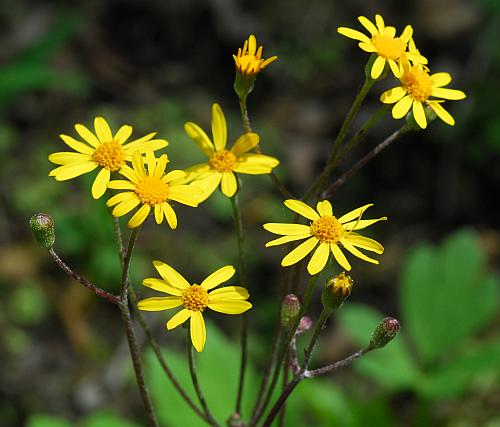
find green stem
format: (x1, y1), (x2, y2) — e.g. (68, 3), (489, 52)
(187, 332), (218, 425)
(303, 75), (375, 202)
(249, 275), (319, 426)
(118, 227), (159, 427)
(302, 307), (332, 369)
(231, 188), (248, 415)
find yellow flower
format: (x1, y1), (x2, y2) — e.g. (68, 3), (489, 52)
(380, 57), (466, 128)
(138, 261), (252, 352)
(184, 103), (279, 201)
(106, 151), (202, 228)
(233, 34), (277, 76)
(337, 14), (427, 79)
(263, 199), (386, 275)
(49, 117), (168, 199)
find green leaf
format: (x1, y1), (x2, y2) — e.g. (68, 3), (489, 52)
(145, 320), (258, 426)
(419, 338), (500, 398)
(337, 304), (419, 390)
(400, 229), (499, 364)
(25, 414), (71, 427)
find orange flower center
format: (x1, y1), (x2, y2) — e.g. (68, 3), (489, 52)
(310, 216), (343, 243)
(182, 285), (209, 311)
(209, 150), (237, 172)
(372, 35), (405, 60)
(401, 67), (433, 102)
(92, 141), (125, 171)
(135, 176), (169, 206)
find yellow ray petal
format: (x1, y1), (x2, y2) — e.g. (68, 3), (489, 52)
(316, 200), (333, 217)
(342, 217), (387, 231)
(184, 122), (215, 157)
(211, 103), (227, 151)
(91, 167), (111, 199)
(107, 180), (136, 190)
(59, 134), (94, 154)
(358, 16), (378, 35)
(337, 204), (373, 223)
(154, 154), (169, 177)
(190, 172), (222, 203)
(163, 170), (186, 183)
(428, 101), (455, 126)
(154, 204), (163, 224)
(74, 124), (100, 147)
(263, 223), (311, 236)
(168, 186), (201, 207)
(231, 133), (260, 156)
(49, 152), (91, 165)
(284, 199), (319, 221)
(208, 300), (252, 315)
(358, 42), (377, 53)
(343, 233), (384, 254)
(153, 260), (190, 289)
(432, 87), (466, 100)
(94, 117), (113, 142)
(208, 286), (249, 301)
(392, 95), (413, 119)
(337, 27), (371, 43)
(166, 309), (192, 330)
(122, 132), (156, 151)
(412, 101), (427, 129)
(114, 125), (133, 144)
(112, 198), (140, 217)
(190, 311), (206, 352)
(388, 60), (400, 78)
(127, 204), (151, 228)
(281, 237), (318, 267)
(234, 154), (279, 175)
(162, 203), (178, 229)
(142, 278), (183, 295)
(248, 35), (257, 55)
(265, 234), (310, 247)
(137, 296), (182, 311)
(380, 87), (406, 104)
(51, 162), (98, 181)
(221, 172), (237, 197)
(341, 238), (379, 264)
(371, 56), (386, 79)
(307, 243), (330, 275)
(375, 14), (385, 32)
(430, 72), (452, 88)
(331, 244), (351, 271)
(200, 266), (235, 291)
(118, 164), (140, 183)
(132, 151), (145, 177)
(106, 191), (136, 207)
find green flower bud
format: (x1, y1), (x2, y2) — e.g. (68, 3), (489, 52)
(280, 294), (300, 329)
(321, 272), (353, 310)
(29, 213), (55, 248)
(370, 317), (400, 349)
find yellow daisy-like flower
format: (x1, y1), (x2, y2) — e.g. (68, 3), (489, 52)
(380, 57), (466, 129)
(138, 261), (252, 352)
(49, 117), (168, 199)
(184, 103), (279, 201)
(233, 34), (278, 76)
(106, 151), (202, 228)
(263, 199), (386, 275)
(337, 14), (427, 79)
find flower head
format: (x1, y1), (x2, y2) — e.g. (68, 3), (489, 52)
(233, 35), (277, 76)
(263, 199), (386, 275)
(380, 57), (466, 128)
(106, 151), (202, 228)
(337, 14), (427, 79)
(138, 261), (252, 352)
(48, 117), (168, 199)
(184, 103), (279, 201)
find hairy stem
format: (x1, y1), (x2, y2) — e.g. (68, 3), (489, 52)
(231, 189), (248, 415)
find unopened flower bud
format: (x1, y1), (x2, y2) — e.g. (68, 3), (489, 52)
(370, 317), (400, 349)
(321, 272), (353, 310)
(227, 412), (244, 427)
(296, 316), (313, 335)
(29, 213), (55, 248)
(281, 294), (300, 329)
